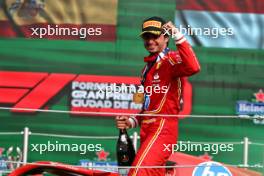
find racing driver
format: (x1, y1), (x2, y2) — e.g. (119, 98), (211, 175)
(116, 16), (201, 176)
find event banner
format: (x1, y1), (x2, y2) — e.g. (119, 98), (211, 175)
(0, 70), (193, 117)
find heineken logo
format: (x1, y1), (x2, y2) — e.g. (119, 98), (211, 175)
(236, 89), (264, 125)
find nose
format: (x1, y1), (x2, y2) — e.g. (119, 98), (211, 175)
(145, 38), (155, 45)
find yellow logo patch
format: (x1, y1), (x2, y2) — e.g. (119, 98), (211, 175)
(143, 20), (162, 29)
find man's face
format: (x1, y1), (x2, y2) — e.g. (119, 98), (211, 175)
(142, 33), (169, 54)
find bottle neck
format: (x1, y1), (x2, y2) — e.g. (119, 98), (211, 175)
(119, 129), (126, 134)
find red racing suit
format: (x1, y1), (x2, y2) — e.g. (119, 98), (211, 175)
(128, 40), (200, 176)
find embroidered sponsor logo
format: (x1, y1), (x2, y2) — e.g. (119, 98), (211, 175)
(143, 20), (162, 29)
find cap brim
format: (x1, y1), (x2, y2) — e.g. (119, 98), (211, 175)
(140, 30), (162, 36)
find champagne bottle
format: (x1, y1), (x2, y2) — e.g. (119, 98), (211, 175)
(116, 129), (136, 175)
